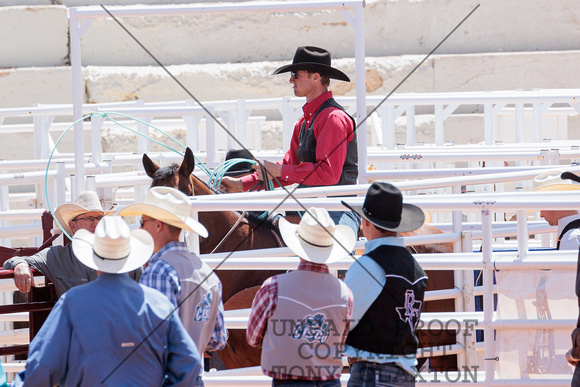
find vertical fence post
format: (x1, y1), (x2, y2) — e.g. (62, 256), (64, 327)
(0, 167), (8, 248)
(91, 114), (104, 164)
(515, 102), (524, 143)
(484, 103), (493, 146)
(406, 105), (416, 146)
(434, 105), (444, 146)
(482, 208), (496, 384)
(205, 106), (217, 168)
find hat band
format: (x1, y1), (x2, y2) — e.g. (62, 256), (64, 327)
(93, 249), (130, 261)
(297, 232), (333, 248)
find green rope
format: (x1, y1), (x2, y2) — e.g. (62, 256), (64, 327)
(44, 111), (215, 238)
(209, 158), (274, 192)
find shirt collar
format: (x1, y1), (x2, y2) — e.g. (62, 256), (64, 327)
(558, 212), (580, 233)
(364, 236), (406, 255)
(150, 241), (189, 264)
(302, 91), (333, 117)
(297, 260), (330, 273)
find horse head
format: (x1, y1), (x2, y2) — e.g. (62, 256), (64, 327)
(143, 147), (211, 196)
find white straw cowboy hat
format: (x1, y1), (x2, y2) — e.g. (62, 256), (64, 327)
(342, 182), (425, 233)
(279, 207), (355, 264)
(533, 169), (580, 191)
(119, 187), (208, 238)
(72, 216), (153, 274)
(54, 191), (117, 236)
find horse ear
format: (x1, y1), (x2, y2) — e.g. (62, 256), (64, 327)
(142, 153), (160, 178)
(179, 147), (195, 177)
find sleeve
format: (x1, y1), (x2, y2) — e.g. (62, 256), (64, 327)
(339, 287), (354, 349)
(14, 297), (72, 386)
(205, 283), (227, 351)
(246, 276), (277, 347)
(4, 248), (51, 274)
(344, 256), (385, 330)
(562, 229), (580, 251)
(140, 262), (181, 308)
(163, 314), (203, 387)
(280, 110), (354, 187)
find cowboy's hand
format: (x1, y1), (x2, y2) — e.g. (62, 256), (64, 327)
(567, 349), (580, 366)
(254, 160), (282, 181)
(220, 177), (243, 193)
(13, 262), (35, 293)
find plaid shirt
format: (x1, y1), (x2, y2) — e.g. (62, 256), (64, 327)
(140, 242), (227, 351)
(247, 260), (353, 381)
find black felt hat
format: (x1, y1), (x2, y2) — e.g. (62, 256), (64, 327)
(561, 171), (580, 184)
(342, 182), (425, 233)
(223, 149), (255, 177)
(272, 46), (350, 82)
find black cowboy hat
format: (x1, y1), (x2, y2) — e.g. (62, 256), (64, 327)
(342, 182), (425, 233)
(561, 171), (580, 184)
(223, 149), (255, 177)
(272, 46), (350, 82)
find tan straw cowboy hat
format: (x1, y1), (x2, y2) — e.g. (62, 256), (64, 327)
(119, 187), (208, 238)
(72, 216), (153, 274)
(533, 169), (580, 191)
(54, 191), (117, 236)
(279, 207), (355, 264)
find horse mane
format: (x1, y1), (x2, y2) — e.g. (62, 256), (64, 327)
(150, 163), (179, 187)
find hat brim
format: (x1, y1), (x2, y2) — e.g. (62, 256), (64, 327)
(72, 228), (153, 274)
(279, 218), (355, 264)
(342, 201), (425, 233)
(223, 168), (255, 177)
(118, 204), (208, 238)
(54, 204), (118, 237)
(273, 63), (350, 82)
(534, 184), (580, 192)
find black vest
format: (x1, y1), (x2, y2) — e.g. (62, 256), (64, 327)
(296, 98), (358, 187)
(345, 245), (428, 356)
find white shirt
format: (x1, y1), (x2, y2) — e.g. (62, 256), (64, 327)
(557, 213), (580, 251)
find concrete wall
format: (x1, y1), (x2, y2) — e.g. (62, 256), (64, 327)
(0, 6), (69, 68)
(1, 0), (580, 67)
(1, 50), (578, 109)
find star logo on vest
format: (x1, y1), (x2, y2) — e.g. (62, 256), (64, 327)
(291, 313), (330, 343)
(194, 292), (212, 322)
(395, 289), (422, 333)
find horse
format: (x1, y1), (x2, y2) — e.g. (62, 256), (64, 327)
(142, 148), (457, 371)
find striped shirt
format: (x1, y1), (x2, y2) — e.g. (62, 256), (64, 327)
(141, 242), (226, 351)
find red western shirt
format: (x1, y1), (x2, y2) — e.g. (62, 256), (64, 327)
(241, 91), (355, 191)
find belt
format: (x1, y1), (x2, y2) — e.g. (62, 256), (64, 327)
(348, 358), (397, 367)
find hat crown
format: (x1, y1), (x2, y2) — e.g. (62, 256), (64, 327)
(93, 216), (132, 260)
(363, 182), (403, 224)
(225, 149), (253, 161)
(292, 46), (332, 67)
(297, 208), (336, 248)
(146, 187), (192, 224)
(224, 149), (255, 176)
(73, 191), (106, 211)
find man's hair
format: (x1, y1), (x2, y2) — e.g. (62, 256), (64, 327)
(306, 71), (330, 87)
(369, 222), (397, 236)
(165, 222), (183, 237)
